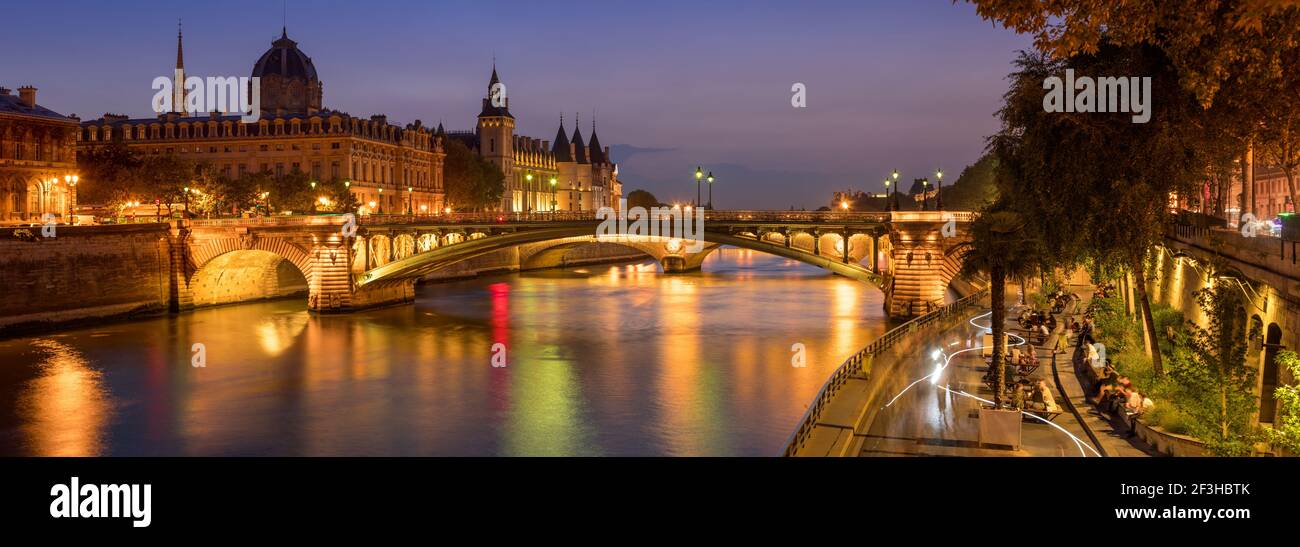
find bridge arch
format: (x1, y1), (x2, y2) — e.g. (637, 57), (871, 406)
(186, 240), (312, 307)
(359, 226), (888, 290)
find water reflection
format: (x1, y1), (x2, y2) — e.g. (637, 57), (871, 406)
(16, 339), (111, 456)
(0, 247), (890, 456)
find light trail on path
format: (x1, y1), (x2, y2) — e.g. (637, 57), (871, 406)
(879, 310), (1102, 457)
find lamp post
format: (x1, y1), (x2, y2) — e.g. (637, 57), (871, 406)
(892, 170), (901, 211)
(936, 168), (944, 210)
(695, 166), (703, 208)
(377, 188), (383, 214)
(525, 172), (534, 215)
(408, 186), (414, 215)
(884, 179), (892, 212)
(707, 171), (715, 209)
(549, 176), (557, 212)
(183, 185), (190, 219)
(921, 178), (930, 211)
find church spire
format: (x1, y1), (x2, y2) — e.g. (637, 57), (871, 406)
(173, 20), (187, 114)
(176, 20), (185, 69)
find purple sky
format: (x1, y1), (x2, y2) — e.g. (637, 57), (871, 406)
(5, 0), (1029, 209)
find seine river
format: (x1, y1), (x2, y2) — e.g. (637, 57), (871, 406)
(0, 248), (891, 456)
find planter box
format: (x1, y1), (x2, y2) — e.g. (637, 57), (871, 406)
(978, 408), (1023, 449)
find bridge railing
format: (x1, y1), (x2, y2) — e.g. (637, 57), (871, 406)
(703, 210), (891, 223)
(362, 211), (599, 224)
(781, 288), (989, 457)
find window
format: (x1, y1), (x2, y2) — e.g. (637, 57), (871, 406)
(259, 144), (268, 152)
(276, 163), (285, 178)
(312, 143), (320, 150)
(311, 162), (321, 179)
(239, 146), (248, 152)
(238, 164), (247, 176)
(209, 146), (217, 153)
(331, 162), (340, 180)
(276, 144), (284, 151)
(331, 142), (341, 149)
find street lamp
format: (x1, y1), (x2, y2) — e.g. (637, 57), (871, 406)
(935, 168), (944, 210)
(884, 179), (892, 212)
(183, 185), (190, 219)
(921, 178), (930, 211)
(408, 186), (414, 214)
(695, 166), (703, 208)
(840, 200), (850, 211)
(525, 172), (534, 214)
(707, 171), (715, 209)
(549, 176), (558, 212)
(892, 170), (900, 211)
(377, 187), (383, 214)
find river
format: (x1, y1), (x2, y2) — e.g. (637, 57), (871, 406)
(0, 247), (892, 456)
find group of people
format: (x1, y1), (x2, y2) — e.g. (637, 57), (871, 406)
(1047, 289), (1075, 313)
(1011, 379), (1060, 414)
(1094, 366), (1155, 436)
(1018, 308), (1056, 344)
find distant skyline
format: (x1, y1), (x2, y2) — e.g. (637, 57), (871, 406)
(5, 0), (1030, 209)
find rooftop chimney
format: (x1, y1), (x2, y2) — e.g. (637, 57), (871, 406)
(0, 87), (10, 96)
(17, 86), (37, 108)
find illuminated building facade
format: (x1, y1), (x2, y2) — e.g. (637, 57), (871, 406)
(444, 66), (622, 213)
(0, 85), (79, 224)
(77, 28), (444, 215)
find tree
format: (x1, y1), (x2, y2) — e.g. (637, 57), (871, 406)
(134, 153), (195, 218)
(1168, 279), (1260, 456)
(443, 138), (504, 211)
(76, 141), (142, 209)
(957, 204), (1044, 407)
(941, 154), (999, 211)
(475, 158), (505, 211)
(989, 44), (1211, 374)
(626, 189), (661, 210)
(1267, 350), (1300, 454)
(966, 0), (1300, 218)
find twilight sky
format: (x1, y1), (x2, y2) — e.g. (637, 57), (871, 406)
(4, 0), (1030, 209)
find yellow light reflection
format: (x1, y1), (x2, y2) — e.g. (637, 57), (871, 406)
(18, 339), (111, 456)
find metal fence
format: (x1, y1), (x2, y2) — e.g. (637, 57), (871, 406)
(781, 288), (989, 456)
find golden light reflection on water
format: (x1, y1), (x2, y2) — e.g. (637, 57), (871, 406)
(2, 249), (888, 456)
(17, 339), (111, 456)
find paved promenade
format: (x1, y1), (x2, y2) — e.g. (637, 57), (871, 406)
(1051, 285), (1159, 457)
(856, 301), (1099, 457)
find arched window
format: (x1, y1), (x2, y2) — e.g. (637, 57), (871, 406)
(1260, 324), (1284, 423)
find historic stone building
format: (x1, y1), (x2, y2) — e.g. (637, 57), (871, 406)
(0, 85), (80, 224)
(78, 28), (444, 215)
(444, 66), (621, 213)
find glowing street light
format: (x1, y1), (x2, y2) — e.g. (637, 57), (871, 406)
(549, 176), (557, 211)
(891, 170), (900, 211)
(935, 168), (944, 210)
(694, 166), (703, 208)
(706, 171), (715, 209)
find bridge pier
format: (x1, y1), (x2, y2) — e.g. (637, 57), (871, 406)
(883, 212), (971, 318)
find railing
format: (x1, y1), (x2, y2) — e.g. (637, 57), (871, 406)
(889, 210), (975, 223)
(1168, 224), (1300, 269)
(781, 288), (989, 457)
(363, 211), (598, 224)
(177, 209), (975, 228)
(703, 210), (891, 223)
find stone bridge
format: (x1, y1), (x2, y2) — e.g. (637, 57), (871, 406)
(171, 210), (977, 318)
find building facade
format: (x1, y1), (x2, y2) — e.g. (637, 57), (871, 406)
(0, 86), (80, 224)
(445, 67), (621, 213)
(77, 28), (444, 215)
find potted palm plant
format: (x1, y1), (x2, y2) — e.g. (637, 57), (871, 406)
(956, 203), (1044, 449)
